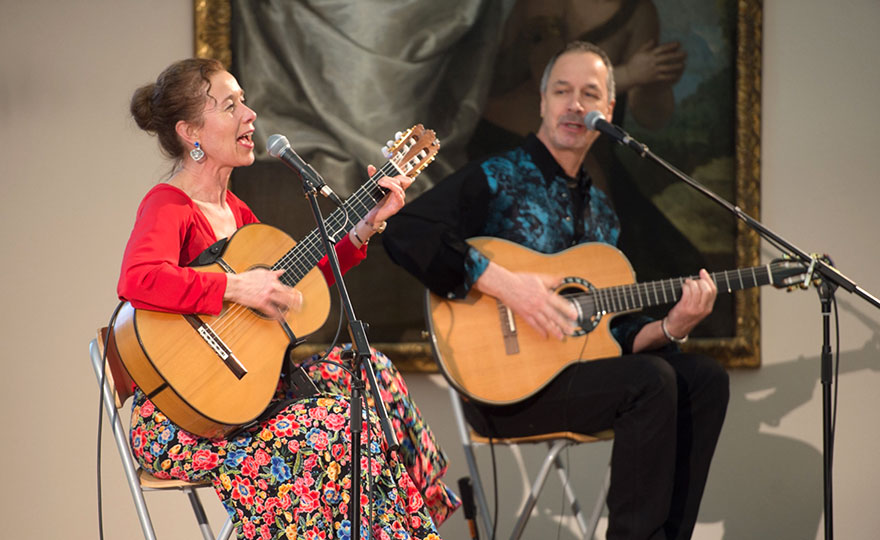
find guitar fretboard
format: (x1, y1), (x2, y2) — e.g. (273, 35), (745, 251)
(569, 263), (786, 319)
(271, 161), (400, 286)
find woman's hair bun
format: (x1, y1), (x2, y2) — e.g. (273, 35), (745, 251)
(130, 83), (157, 132)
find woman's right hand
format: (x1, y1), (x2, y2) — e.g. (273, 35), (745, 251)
(224, 268), (302, 319)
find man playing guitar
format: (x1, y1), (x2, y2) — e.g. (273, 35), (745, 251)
(383, 41), (729, 540)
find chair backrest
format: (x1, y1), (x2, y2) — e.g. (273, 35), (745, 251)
(96, 327), (135, 409)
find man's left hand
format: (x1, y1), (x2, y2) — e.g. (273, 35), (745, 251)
(664, 268), (717, 338)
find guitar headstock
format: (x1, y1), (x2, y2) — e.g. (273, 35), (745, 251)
(768, 257), (819, 291)
(382, 124), (440, 179)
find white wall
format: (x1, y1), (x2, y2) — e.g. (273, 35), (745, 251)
(0, 1), (200, 538)
(2, 1), (878, 539)
(746, 1), (880, 538)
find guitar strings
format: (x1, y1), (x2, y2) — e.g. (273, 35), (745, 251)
(596, 266), (775, 313)
(209, 164), (394, 340)
(207, 158), (406, 347)
(212, 129), (440, 342)
(272, 160), (396, 276)
(270, 162), (394, 283)
(199, 131), (436, 369)
(563, 262), (790, 317)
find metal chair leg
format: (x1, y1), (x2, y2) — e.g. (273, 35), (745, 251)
(185, 488), (218, 540)
(585, 465), (611, 539)
(508, 440), (568, 539)
(450, 387), (495, 537)
(551, 449), (589, 536)
(92, 339), (160, 540)
(447, 385), (611, 540)
(92, 336), (237, 540)
(217, 516), (235, 540)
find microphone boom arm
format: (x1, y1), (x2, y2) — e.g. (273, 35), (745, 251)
(601, 119), (880, 540)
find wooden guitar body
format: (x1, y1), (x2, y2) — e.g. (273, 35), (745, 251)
(114, 224), (330, 438)
(426, 237), (805, 405)
(426, 238), (633, 405)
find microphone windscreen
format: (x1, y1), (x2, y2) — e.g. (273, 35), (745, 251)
(266, 134), (289, 157)
(583, 110), (606, 130)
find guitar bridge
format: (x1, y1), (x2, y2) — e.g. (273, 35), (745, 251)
(184, 314), (248, 379)
(497, 302), (520, 355)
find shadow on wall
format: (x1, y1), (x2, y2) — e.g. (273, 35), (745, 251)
(698, 298), (880, 539)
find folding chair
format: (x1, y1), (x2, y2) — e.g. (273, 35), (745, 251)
(90, 327), (234, 540)
(449, 387), (613, 539)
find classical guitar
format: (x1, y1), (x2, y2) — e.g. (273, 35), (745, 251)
(425, 237), (809, 405)
(113, 125), (439, 438)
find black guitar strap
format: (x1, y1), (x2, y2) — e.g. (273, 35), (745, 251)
(190, 237), (230, 266)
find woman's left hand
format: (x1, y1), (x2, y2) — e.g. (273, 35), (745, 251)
(363, 164), (414, 224)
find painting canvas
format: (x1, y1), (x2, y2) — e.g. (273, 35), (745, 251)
(195, 0), (762, 369)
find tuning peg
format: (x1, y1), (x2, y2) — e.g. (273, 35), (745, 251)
(381, 146), (393, 159)
(395, 131), (403, 140)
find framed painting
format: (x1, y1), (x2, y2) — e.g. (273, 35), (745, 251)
(194, 0), (762, 370)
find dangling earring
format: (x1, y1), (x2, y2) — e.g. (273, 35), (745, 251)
(190, 141), (205, 162)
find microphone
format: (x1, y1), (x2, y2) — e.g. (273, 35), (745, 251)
(583, 110), (648, 156)
(267, 134), (344, 207)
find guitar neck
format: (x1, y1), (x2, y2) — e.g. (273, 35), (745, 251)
(272, 161), (397, 286)
(577, 264), (777, 316)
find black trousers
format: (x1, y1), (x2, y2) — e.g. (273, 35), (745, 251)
(462, 351), (729, 540)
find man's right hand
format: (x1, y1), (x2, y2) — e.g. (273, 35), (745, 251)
(474, 261), (578, 340)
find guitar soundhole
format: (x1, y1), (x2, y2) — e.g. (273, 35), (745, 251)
(558, 277), (601, 337)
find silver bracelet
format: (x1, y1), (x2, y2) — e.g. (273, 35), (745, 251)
(661, 317), (688, 344)
(352, 228), (368, 245)
(353, 220), (385, 245)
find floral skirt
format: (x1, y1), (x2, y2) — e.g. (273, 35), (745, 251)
(129, 347), (458, 539)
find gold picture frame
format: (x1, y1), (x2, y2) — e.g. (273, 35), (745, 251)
(194, 0), (763, 371)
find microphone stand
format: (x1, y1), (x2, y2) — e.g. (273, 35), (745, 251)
(299, 179), (400, 540)
(605, 129), (880, 540)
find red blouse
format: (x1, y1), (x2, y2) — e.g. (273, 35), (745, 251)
(118, 183), (367, 314)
